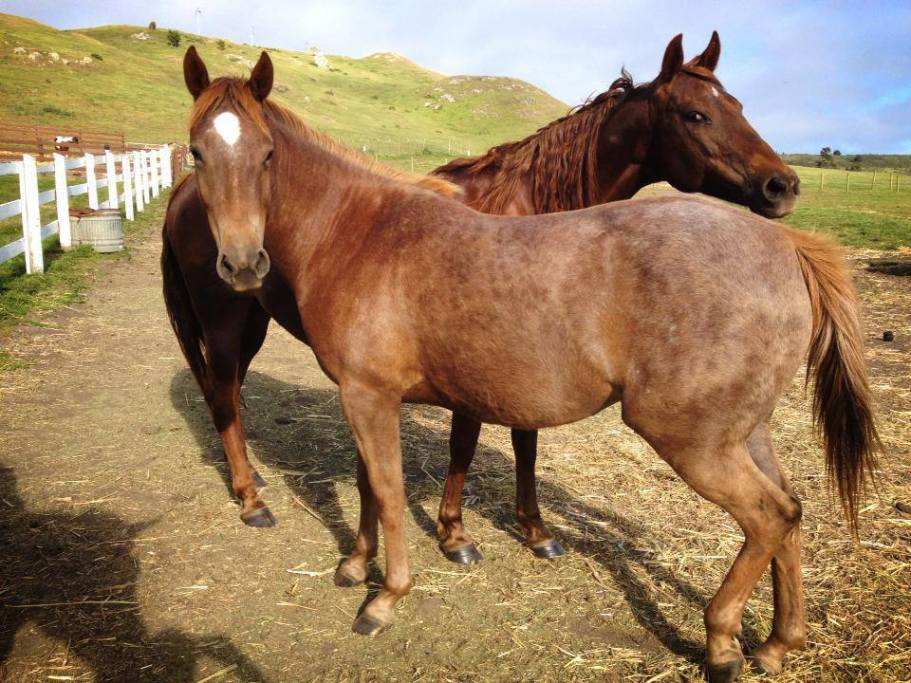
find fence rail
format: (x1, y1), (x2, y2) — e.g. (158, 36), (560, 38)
(0, 122), (128, 159)
(0, 144), (184, 273)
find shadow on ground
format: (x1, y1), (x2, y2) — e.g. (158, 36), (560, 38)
(0, 465), (266, 682)
(170, 366), (770, 662)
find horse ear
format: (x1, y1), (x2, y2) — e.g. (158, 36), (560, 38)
(657, 34), (684, 84)
(695, 31), (721, 71)
(183, 46), (210, 100)
(249, 51), (273, 101)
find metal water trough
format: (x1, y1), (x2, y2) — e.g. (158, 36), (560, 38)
(71, 208), (124, 253)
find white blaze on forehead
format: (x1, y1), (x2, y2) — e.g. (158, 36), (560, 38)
(711, 86), (720, 98)
(213, 111), (241, 145)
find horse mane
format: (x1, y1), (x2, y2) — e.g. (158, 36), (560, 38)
(433, 65), (717, 214)
(188, 77), (462, 198)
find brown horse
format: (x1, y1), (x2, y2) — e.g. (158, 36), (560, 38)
(431, 31), (803, 563)
(164, 50), (877, 682)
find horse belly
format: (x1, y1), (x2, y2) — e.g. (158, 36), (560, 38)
(427, 344), (619, 430)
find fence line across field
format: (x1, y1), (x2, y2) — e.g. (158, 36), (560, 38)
(796, 166), (909, 193)
(0, 145), (181, 273)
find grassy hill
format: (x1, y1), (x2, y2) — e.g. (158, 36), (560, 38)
(0, 13), (569, 173)
(782, 153), (911, 172)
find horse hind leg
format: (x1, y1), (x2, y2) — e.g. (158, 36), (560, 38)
(745, 423), (807, 675)
(436, 412), (483, 564)
(652, 438), (802, 683)
(512, 428), (564, 559)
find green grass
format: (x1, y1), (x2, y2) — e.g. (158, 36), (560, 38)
(0, 13), (568, 167)
(0, 186), (169, 341)
(0, 348), (27, 369)
(784, 166), (911, 250)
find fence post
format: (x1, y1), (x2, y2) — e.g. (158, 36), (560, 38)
(150, 148), (160, 198)
(160, 144), (172, 187)
(53, 152), (72, 250)
(121, 154), (134, 221)
(85, 153), (99, 210)
(104, 149), (119, 210)
(140, 151), (151, 204)
(132, 152), (145, 212)
(19, 155), (44, 274)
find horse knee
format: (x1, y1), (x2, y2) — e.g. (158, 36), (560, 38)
(704, 600), (742, 638)
(781, 495), (802, 528)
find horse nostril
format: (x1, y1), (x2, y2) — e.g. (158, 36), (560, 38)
(763, 175), (789, 201)
(253, 249), (271, 278)
(217, 252), (238, 280)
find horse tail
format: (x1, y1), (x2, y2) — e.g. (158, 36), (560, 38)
(161, 221), (209, 396)
(784, 226), (880, 533)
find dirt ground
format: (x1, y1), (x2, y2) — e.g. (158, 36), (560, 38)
(0, 201), (909, 683)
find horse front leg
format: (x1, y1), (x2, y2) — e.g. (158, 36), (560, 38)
(512, 428), (564, 559)
(204, 316), (274, 527)
(437, 412), (483, 564)
(334, 455), (378, 587)
(339, 383), (410, 636)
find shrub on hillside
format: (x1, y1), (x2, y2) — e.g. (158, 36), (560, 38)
(217, 39), (226, 50)
(91, 53), (103, 61)
(148, 21), (157, 30)
(167, 30), (181, 48)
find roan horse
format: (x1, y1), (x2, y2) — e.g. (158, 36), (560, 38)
(165, 33), (804, 566)
(431, 31), (803, 563)
(163, 50), (877, 682)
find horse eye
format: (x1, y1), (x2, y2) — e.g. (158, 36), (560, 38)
(263, 149), (274, 166)
(685, 111), (710, 124)
(190, 147), (203, 163)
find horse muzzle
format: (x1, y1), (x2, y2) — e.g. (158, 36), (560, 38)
(216, 247), (271, 292)
(752, 171), (801, 219)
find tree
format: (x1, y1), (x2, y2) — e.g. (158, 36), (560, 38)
(166, 30), (181, 48)
(148, 21), (157, 30)
(217, 39), (226, 50)
(833, 149), (842, 156)
(820, 146), (831, 157)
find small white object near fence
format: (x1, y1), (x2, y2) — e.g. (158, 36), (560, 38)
(0, 144), (174, 274)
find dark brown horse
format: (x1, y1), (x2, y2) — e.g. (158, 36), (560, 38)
(163, 50), (877, 682)
(430, 32), (803, 563)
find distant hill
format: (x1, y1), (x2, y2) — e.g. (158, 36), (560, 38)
(782, 153), (911, 173)
(0, 13), (569, 171)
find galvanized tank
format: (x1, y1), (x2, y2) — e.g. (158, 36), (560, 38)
(73, 208), (124, 253)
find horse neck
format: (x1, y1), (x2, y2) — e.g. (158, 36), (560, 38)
(589, 96), (656, 205)
(478, 95), (655, 215)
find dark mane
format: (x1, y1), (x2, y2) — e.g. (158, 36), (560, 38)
(433, 65), (719, 214)
(432, 70), (637, 213)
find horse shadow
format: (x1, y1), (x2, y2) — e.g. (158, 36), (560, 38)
(170, 367), (764, 661)
(0, 464), (266, 683)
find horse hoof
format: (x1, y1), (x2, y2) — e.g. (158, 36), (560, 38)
(334, 567), (365, 588)
(252, 470), (268, 490)
(706, 658), (744, 683)
(531, 539), (565, 559)
(443, 544), (483, 565)
(352, 613), (389, 637)
(750, 651), (782, 676)
(241, 506), (277, 528)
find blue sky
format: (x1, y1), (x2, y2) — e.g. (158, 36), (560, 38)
(4, 0), (910, 152)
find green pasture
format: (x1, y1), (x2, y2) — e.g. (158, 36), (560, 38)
(784, 166), (911, 250)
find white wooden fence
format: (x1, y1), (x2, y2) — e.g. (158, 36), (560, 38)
(0, 145), (174, 273)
